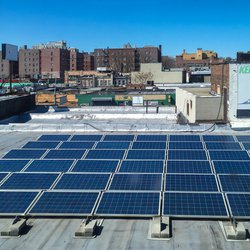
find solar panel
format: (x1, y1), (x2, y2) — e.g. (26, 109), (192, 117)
(236, 135), (250, 142)
(23, 141), (60, 149)
(95, 192), (160, 216)
(163, 192), (228, 218)
(136, 135), (167, 141)
(0, 173), (59, 190)
(0, 191), (39, 215)
(208, 150), (250, 161)
(169, 135), (201, 141)
(96, 141), (130, 149)
(132, 142), (167, 149)
(59, 141), (95, 149)
(54, 173), (110, 190)
(71, 160), (119, 172)
(85, 150), (125, 160)
(0, 173), (8, 182)
(213, 161), (250, 174)
(44, 149), (85, 159)
(3, 149), (46, 159)
(168, 142), (203, 150)
(29, 191), (99, 216)
(109, 173), (162, 191)
(168, 150), (207, 160)
(24, 160), (74, 172)
(165, 174), (218, 191)
(126, 150), (166, 160)
(218, 174), (250, 192)
(119, 160), (164, 173)
(167, 160), (212, 174)
(202, 135), (235, 142)
(0, 160), (30, 172)
(70, 135), (103, 141)
(103, 135), (134, 141)
(205, 142), (242, 150)
(242, 143), (250, 150)
(38, 134), (70, 141)
(226, 193), (250, 218)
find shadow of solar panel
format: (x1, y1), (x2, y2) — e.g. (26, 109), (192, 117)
(119, 160), (164, 173)
(0, 173), (8, 182)
(96, 141), (130, 149)
(95, 192), (160, 216)
(168, 142), (203, 150)
(136, 135), (167, 141)
(243, 143), (250, 150)
(59, 141), (95, 149)
(0, 191), (39, 215)
(132, 142), (166, 149)
(163, 192), (228, 218)
(25, 160), (74, 172)
(226, 193), (250, 218)
(85, 150), (125, 159)
(167, 160), (212, 173)
(71, 160), (118, 172)
(126, 150), (165, 160)
(203, 135), (235, 142)
(29, 191), (99, 216)
(110, 173), (162, 190)
(236, 136), (250, 142)
(0, 173), (59, 190)
(205, 142), (241, 150)
(3, 149), (46, 159)
(44, 149), (85, 159)
(0, 160), (30, 172)
(165, 174), (218, 191)
(103, 135), (134, 141)
(218, 174), (250, 192)
(23, 141), (60, 149)
(169, 135), (200, 141)
(38, 135), (70, 141)
(71, 135), (102, 141)
(209, 150), (250, 160)
(54, 173), (110, 190)
(213, 161), (250, 174)
(168, 150), (207, 160)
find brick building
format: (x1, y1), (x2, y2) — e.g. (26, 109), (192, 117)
(0, 51), (19, 80)
(83, 52), (94, 71)
(69, 48), (84, 71)
(237, 51), (250, 62)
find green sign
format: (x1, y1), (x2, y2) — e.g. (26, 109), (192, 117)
(239, 66), (250, 74)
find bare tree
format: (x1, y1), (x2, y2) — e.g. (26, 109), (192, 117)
(162, 56), (176, 69)
(132, 72), (153, 84)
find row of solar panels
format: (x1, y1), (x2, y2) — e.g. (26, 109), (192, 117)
(1, 159), (250, 174)
(0, 172), (250, 192)
(2, 149), (250, 161)
(0, 190), (249, 218)
(36, 134), (250, 142)
(21, 140), (250, 150)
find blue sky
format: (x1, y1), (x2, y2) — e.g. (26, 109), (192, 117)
(1, 0), (250, 58)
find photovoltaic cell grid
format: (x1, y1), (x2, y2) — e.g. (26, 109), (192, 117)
(96, 141), (130, 149)
(71, 160), (119, 172)
(0, 191), (39, 215)
(25, 160), (74, 172)
(0, 160), (30, 172)
(29, 191), (99, 216)
(236, 135), (250, 142)
(243, 143), (250, 150)
(208, 150), (250, 161)
(136, 135), (167, 141)
(165, 174), (218, 191)
(169, 135), (201, 141)
(38, 135), (70, 141)
(205, 142), (242, 150)
(0, 173), (59, 190)
(23, 141), (60, 149)
(0, 173), (8, 182)
(103, 135), (134, 141)
(168, 150), (207, 160)
(95, 192), (160, 216)
(168, 142), (203, 150)
(163, 192), (228, 217)
(167, 161), (212, 174)
(132, 142), (167, 149)
(202, 135), (235, 142)
(213, 161), (250, 174)
(70, 135), (102, 141)
(218, 175), (250, 192)
(3, 149), (46, 159)
(119, 160), (164, 173)
(85, 150), (125, 160)
(126, 150), (166, 160)
(109, 174), (162, 191)
(44, 149), (86, 159)
(54, 173), (110, 190)
(226, 193), (250, 218)
(59, 141), (95, 149)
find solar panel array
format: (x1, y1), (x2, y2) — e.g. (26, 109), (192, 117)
(0, 133), (250, 218)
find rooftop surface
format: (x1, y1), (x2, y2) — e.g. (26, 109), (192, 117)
(183, 88), (213, 97)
